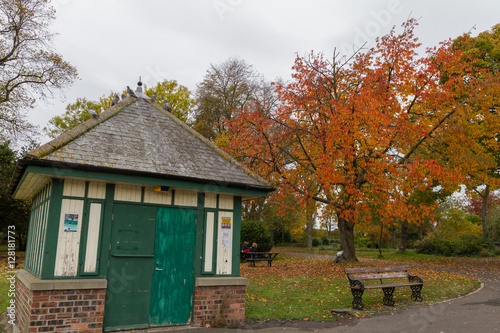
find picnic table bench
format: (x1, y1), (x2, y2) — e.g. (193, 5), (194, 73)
(243, 252), (279, 267)
(345, 265), (423, 310)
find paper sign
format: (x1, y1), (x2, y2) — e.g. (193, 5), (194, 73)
(221, 217), (231, 229)
(63, 214), (79, 232)
(221, 217), (231, 247)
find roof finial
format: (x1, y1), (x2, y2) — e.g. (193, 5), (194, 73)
(135, 76), (150, 99)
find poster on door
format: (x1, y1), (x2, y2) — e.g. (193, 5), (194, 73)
(221, 217), (231, 247)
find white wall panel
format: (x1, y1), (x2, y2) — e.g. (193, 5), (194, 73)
(63, 179), (86, 197)
(114, 184), (142, 202)
(84, 203), (102, 273)
(216, 211), (233, 275)
(219, 194), (234, 210)
(174, 190), (197, 206)
(87, 182), (106, 199)
(203, 212), (215, 273)
(54, 199), (84, 276)
(204, 193), (217, 208)
(144, 188), (172, 205)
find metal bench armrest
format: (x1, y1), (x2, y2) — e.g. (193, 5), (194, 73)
(408, 274), (423, 284)
(348, 278), (365, 290)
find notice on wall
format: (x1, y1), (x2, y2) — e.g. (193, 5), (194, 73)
(63, 214), (79, 232)
(221, 217), (231, 247)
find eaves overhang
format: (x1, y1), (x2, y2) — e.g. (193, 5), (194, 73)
(10, 158), (275, 200)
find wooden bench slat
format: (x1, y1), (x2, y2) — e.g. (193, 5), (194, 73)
(362, 282), (423, 289)
(345, 265), (409, 274)
(349, 272), (408, 280)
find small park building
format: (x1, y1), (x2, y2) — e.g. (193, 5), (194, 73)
(9, 92), (273, 332)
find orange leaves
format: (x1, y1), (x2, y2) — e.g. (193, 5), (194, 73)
(224, 19), (500, 243)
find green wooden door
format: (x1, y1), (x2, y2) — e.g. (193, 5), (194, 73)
(150, 207), (196, 326)
(104, 204), (157, 331)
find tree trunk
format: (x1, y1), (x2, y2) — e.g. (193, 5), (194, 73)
(481, 185), (490, 238)
(399, 221), (408, 253)
(378, 224), (383, 258)
(18, 233), (24, 252)
(392, 227), (397, 249)
(305, 198), (315, 250)
(338, 216), (357, 261)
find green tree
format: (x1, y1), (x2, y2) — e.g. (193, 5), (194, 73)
(0, 0), (78, 139)
(44, 80), (195, 138)
(144, 80), (194, 123)
(438, 24), (500, 238)
(434, 206), (482, 239)
(398, 184), (452, 253)
(261, 193), (306, 244)
(44, 95), (114, 138)
(0, 141), (31, 250)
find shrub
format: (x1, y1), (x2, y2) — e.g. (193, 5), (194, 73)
(272, 229), (292, 244)
(414, 237), (484, 257)
(355, 237), (370, 248)
(480, 248), (491, 257)
(312, 237), (321, 247)
(241, 220), (274, 252)
(321, 234), (330, 245)
(319, 244), (337, 250)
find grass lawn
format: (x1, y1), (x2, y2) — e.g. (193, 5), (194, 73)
(0, 252), (23, 319)
(241, 248), (487, 322)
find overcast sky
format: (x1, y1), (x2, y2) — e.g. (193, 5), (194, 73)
(30, 0), (500, 142)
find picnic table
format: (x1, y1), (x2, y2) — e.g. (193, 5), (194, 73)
(242, 252), (279, 267)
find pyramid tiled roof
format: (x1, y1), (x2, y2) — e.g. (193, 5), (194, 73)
(20, 97), (272, 192)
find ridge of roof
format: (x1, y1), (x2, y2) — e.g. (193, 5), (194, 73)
(28, 97), (137, 159)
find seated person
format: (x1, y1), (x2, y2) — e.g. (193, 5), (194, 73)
(250, 242), (258, 252)
(241, 241), (250, 252)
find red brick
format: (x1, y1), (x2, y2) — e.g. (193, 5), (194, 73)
(72, 323), (88, 329)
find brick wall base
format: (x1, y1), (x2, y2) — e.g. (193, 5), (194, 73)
(16, 270), (107, 333)
(193, 284), (246, 328)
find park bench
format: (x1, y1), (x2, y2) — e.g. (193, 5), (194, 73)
(244, 252), (279, 267)
(344, 265), (423, 310)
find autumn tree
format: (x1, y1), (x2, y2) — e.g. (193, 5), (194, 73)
(225, 20), (500, 261)
(0, 0), (78, 140)
(44, 80), (195, 138)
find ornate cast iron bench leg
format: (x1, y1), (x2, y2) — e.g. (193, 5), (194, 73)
(409, 275), (423, 302)
(350, 280), (365, 310)
(382, 287), (395, 306)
